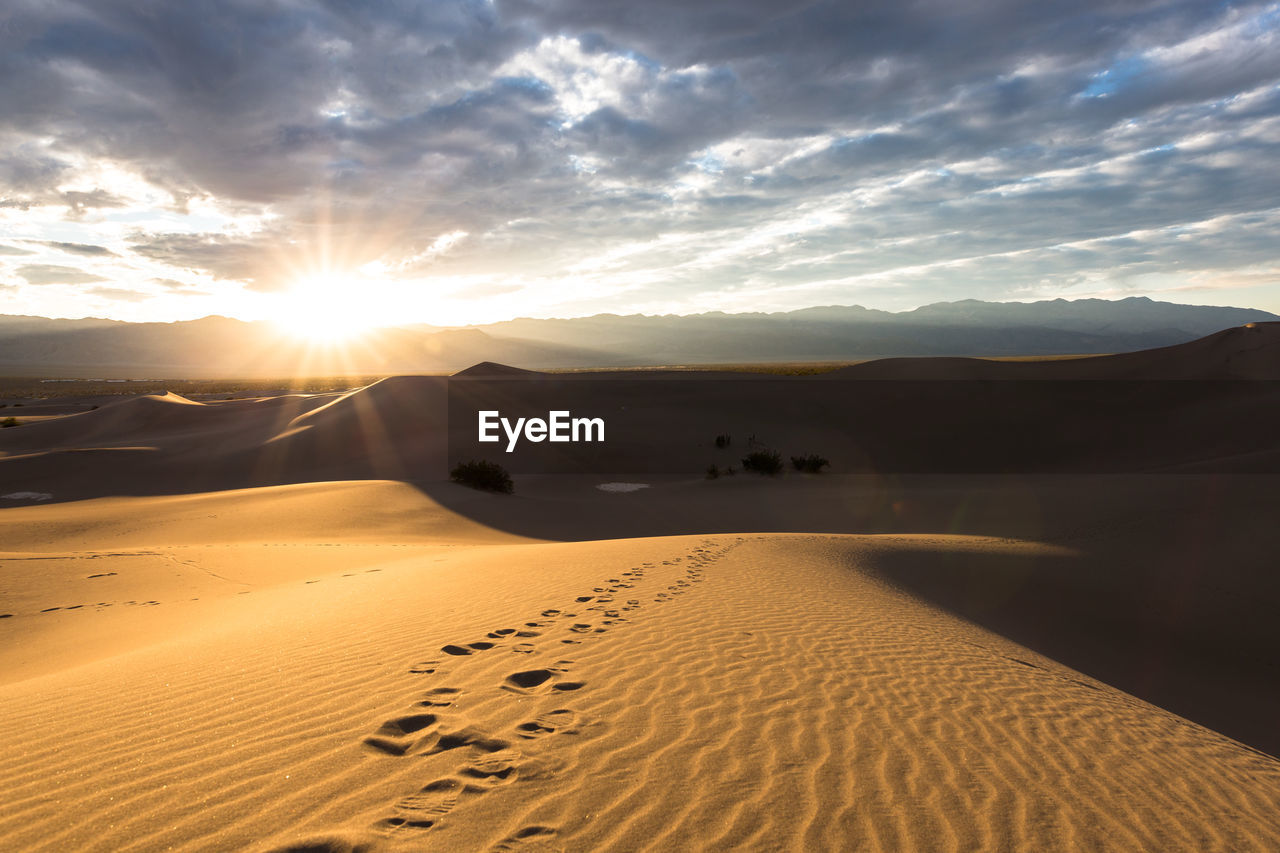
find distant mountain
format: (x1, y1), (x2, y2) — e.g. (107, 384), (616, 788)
(0, 317), (612, 377)
(0, 297), (1274, 377)
(477, 297), (1277, 362)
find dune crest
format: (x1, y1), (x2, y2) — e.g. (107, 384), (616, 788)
(452, 361), (540, 378)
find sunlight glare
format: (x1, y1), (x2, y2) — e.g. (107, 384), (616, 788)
(273, 274), (380, 342)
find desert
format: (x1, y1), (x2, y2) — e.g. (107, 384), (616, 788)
(6, 2), (1280, 849)
(2, 326), (1280, 852)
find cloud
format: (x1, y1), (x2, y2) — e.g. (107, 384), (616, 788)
(86, 286), (149, 302)
(0, 244), (35, 256)
(23, 240), (119, 257)
(0, 0), (1276, 319)
(14, 264), (111, 285)
(127, 232), (281, 288)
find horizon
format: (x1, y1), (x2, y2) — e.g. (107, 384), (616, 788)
(2, 2), (1279, 335)
(4, 293), (1278, 332)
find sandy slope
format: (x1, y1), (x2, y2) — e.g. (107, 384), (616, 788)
(0, 481), (524, 683)
(2, 482), (1279, 852)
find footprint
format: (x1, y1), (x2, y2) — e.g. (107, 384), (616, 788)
(418, 687), (462, 707)
(494, 825), (561, 852)
(426, 726), (511, 756)
(488, 628), (518, 639)
(87, 572), (117, 579)
(409, 661), (439, 674)
(460, 748), (523, 788)
(503, 669), (555, 691)
(378, 815), (438, 832)
(502, 668), (583, 695)
(376, 714), (439, 736)
(512, 643), (536, 654)
(515, 709), (580, 739)
(568, 624), (592, 634)
(363, 713), (440, 755)
(393, 777), (463, 817)
(442, 641), (494, 656)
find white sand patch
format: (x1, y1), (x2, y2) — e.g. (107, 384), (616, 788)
(596, 482), (650, 493)
(3, 492), (53, 501)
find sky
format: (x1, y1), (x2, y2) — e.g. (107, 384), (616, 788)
(1, 0), (1279, 330)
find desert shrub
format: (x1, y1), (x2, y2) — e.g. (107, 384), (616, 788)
(706, 464), (721, 480)
(791, 454), (830, 473)
(450, 459), (514, 494)
(1, 417), (19, 428)
(741, 449), (783, 476)
(714, 434), (731, 448)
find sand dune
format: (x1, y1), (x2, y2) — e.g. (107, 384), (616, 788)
(828, 320), (1280, 379)
(6, 324), (1279, 506)
(453, 362), (541, 378)
(1, 508), (1278, 851)
(3, 326), (1280, 850)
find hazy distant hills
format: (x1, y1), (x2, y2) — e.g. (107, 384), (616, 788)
(480, 298), (1277, 363)
(0, 297), (1275, 377)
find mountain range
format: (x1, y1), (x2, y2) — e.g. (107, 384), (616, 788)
(0, 297), (1274, 377)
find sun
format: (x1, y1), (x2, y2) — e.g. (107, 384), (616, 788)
(272, 274), (381, 342)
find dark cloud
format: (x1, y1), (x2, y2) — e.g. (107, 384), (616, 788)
(14, 264), (111, 285)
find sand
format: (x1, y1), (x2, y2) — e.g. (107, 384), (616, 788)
(1, 478), (1279, 852)
(3, 326), (1280, 851)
